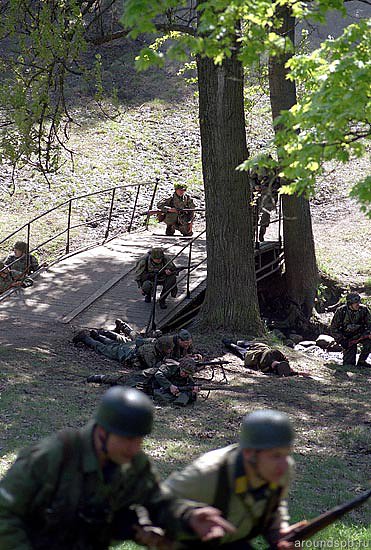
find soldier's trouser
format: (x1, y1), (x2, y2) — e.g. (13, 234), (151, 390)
(153, 388), (193, 406)
(85, 335), (135, 363)
(259, 211), (271, 241)
(165, 218), (193, 236)
(225, 343), (248, 361)
(96, 330), (129, 344)
(344, 339), (371, 365)
(141, 274), (177, 301)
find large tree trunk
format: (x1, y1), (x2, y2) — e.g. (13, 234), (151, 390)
(268, 7), (318, 322)
(196, 53), (264, 333)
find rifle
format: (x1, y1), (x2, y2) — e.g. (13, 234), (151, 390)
(142, 208), (205, 215)
(348, 334), (371, 346)
(272, 488), (371, 548)
(194, 360), (230, 383)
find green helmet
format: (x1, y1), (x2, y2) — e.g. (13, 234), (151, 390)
(95, 387), (153, 437)
(178, 329), (192, 341)
(14, 241), (27, 253)
(346, 292), (361, 305)
(150, 247), (164, 260)
(178, 357), (196, 374)
(174, 183), (187, 190)
(240, 410), (294, 450)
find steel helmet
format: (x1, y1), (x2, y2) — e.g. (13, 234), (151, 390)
(150, 247), (164, 260)
(174, 183), (187, 190)
(240, 409), (294, 449)
(95, 387), (153, 437)
(346, 293), (361, 305)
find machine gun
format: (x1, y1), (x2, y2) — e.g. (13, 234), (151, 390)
(272, 488), (371, 548)
(194, 360), (230, 383)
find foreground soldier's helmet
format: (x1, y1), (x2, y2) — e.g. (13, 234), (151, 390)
(14, 241), (28, 253)
(346, 292), (361, 305)
(178, 357), (196, 374)
(174, 183), (187, 190)
(96, 387), (153, 437)
(240, 409), (294, 449)
(150, 247), (164, 260)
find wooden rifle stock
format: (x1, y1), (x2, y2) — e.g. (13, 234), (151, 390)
(348, 334), (371, 346)
(274, 489), (371, 547)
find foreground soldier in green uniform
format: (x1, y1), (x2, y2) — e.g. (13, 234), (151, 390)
(157, 183), (196, 236)
(162, 410), (301, 549)
(330, 292), (371, 367)
(0, 387), (235, 549)
(135, 247), (178, 309)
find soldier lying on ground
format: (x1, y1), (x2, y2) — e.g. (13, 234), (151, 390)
(125, 357), (200, 407)
(4, 240), (39, 275)
(162, 409), (304, 548)
(157, 183), (196, 236)
(73, 326), (198, 369)
(330, 292), (371, 368)
(223, 339), (306, 376)
(135, 247), (179, 309)
(0, 386), (235, 549)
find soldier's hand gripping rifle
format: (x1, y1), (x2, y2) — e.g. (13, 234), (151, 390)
(348, 333), (371, 347)
(271, 488), (371, 548)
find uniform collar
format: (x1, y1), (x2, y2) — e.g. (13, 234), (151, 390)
(233, 449), (278, 494)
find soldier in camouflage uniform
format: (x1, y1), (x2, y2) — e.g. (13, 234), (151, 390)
(5, 241), (39, 275)
(223, 339), (299, 376)
(157, 183), (196, 236)
(162, 410), (300, 549)
(0, 262), (23, 294)
(0, 387), (234, 549)
(135, 247), (178, 309)
(73, 328), (172, 369)
(330, 292), (371, 367)
(152, 357), (200, 406)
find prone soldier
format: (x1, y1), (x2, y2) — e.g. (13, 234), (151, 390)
(330, 292), (371, 367)
(0, 386), (235, 549)
(157, 183), (196, 236)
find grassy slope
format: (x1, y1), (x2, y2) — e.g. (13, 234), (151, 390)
(0, 39), (370, 548)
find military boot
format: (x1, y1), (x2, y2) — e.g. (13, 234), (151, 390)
(170, 285), (178, 298)
(72, 329), (90, 345)
(165, 225), (176, 236)
(115, 318), (134, 336)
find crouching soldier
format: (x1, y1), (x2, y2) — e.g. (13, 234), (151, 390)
(153, 357), (200, 406)
(157, 183), (196, 236)
(135, 247), (178, 309)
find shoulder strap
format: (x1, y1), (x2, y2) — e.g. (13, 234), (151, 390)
(213, 459), (230, 517)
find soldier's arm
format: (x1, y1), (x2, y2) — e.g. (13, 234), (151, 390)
(29, 255), (39, 273)
(134, 258), (147, 283)
(157, 196), (173, 211)
(0, 442), (63, 550)
(330, 309), (344, 341)
(163, 256), (176, 273)
(154, 366), (173, 389)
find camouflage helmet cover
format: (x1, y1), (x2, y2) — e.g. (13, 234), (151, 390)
(346, 292), (361, 305)
(174, 183), (188, 190)
(150, 247), (164, 260)
(95, 386), (153, 437)
(14, 241), (28, 253)
(178, 357), (196, 374)
(240, 409), (294, 450)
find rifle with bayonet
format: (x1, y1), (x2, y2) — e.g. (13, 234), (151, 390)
(271, 488), (371, 548)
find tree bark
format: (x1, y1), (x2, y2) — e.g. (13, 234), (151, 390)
(196, 53), (264, 333)
(268, 7), (318, 321)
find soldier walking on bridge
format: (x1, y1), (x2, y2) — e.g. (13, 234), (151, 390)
(157, 183), (196, 236)
(135, 247), (178, 309)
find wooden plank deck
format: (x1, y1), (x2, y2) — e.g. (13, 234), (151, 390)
(0, 228), (207, 334)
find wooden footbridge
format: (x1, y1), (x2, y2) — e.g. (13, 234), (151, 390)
(0, 182), (283, 334)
